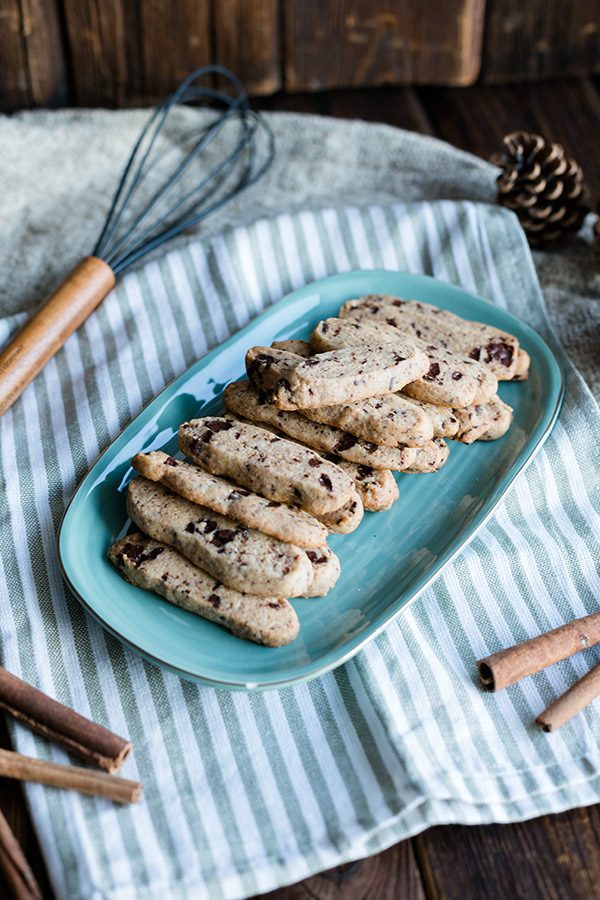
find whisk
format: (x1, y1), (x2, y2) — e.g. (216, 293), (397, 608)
(0, 66), (274, 416)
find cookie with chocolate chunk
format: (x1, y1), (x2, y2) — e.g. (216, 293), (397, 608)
(480, 397), (513, 441)
(217, 411), (395, 514)
(109, 533), (299, 647)
(316, 490), (364, 533)
(127, 477), (313, 598)
(132, 451), (327, 548)
(312, 316), (497, 407)
(331, 458), (399, 511)
(224, 381), (417, 471)
(303, 392), (433, 448)
(512, 349), (530, 381)
(302, 546), (341, 597)
(398, 396), (460, 438)
(341, 295), (520, 380)
(271, 339), (313, 357)
(246, 341), (429, 410)
(179, 417), (354, 516)
(266, 343), (432, 447)
(404, 438), (449, 473)
(453, 403), (497, 444)
(453, 396), (513, 443)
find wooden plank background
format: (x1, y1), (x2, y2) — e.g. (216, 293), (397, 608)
(1, 0), (600, 111)
(282, 0), (485, 89)
(481, 0), (600, 83)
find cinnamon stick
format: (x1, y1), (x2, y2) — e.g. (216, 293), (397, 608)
(0, 749), (142, 805)
(0, 667), (131, 772)
(476, 611), (600, 692)
(536, 661), (600, 732)
(0, 809), (42, 900)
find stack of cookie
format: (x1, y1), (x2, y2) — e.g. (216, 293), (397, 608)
(109, 294), (528, 648)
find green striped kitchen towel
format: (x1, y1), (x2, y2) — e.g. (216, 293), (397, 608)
(1, 200), (600, 900)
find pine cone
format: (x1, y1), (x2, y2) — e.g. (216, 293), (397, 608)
(492, 131), (589, 247)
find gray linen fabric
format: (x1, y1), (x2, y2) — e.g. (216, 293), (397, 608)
(3, 109), (598, 396)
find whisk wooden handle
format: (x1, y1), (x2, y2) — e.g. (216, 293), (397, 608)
(0, 257), (115, 416)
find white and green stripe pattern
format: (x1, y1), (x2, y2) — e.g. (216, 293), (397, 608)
(1, 201), (600, 899)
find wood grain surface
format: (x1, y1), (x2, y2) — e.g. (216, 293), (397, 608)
(138, 0), (212, 103)
(214, 0), (281, 95)
(0, 717), (51, 899)
(326, 85), (434, 133)
(3, 0), (600, 110)
(482, 0), (600, 83)
(260, 841), (426, 899)
(0, 0), (66, 110)
(3, 75), (600, 900)
(0, 0), (30, 110)
(19, 0), (66, 107)
(421, 80), (600, 197)
(61, 0), (141, 106)
(283, 0), (485, 90)
(415, 810), (600, 900)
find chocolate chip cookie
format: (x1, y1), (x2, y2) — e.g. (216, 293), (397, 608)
(109, 533), (299, 646)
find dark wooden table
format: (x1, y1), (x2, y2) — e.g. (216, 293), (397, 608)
(2, 77), (600, 899)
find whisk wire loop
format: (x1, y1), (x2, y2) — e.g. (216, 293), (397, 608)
(93, 65), (273, 275)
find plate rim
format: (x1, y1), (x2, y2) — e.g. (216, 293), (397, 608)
(58, 268), (565, 690)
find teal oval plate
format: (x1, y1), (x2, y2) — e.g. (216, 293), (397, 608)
(59, 270), (563, 690)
